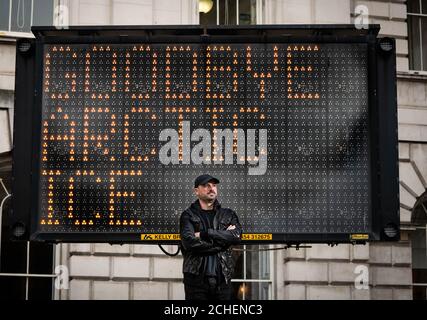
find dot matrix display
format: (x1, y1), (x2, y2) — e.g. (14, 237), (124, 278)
(38, 42), (370, 237)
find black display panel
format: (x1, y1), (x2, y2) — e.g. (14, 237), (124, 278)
(11, 26), (400, 243)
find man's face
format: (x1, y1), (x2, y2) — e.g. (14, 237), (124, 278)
(194, 181), (218, 201)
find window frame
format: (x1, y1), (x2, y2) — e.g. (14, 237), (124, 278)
(0, 0), (57, 39)
(231, 244), (275, 300)
(199, 0), (261, 26)
(407, 0), (427, 72)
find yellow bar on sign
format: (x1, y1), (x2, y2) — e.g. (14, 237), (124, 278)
(140, 233), (273, 241)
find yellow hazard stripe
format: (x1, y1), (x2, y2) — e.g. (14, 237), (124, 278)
(140, 233), (273, 241)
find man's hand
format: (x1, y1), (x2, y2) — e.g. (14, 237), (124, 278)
(195, 226), (234, 238)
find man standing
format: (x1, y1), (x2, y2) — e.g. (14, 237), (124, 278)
(179, 174), (242, 300)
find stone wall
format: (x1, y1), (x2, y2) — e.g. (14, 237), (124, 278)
(277, 243), (412, 300)
(58, 244), (185, 300)
(0, 40), (15, 153)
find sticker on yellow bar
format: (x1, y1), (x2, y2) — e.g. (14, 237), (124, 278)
(140, 234), (180, 241)
(350, 234), (369, 240)
(242, 234), (273, 240)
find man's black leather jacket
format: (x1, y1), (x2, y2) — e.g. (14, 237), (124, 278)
(179, 199), (242, 284)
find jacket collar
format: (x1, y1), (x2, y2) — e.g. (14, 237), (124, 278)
(189, 198), (221, 214)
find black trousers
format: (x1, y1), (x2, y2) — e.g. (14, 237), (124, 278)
(184, 273), (232, 300)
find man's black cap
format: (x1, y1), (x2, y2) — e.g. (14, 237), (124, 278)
(194, 174), (220, 188)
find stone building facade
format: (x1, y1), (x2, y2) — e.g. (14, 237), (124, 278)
(0, 0), (425, 300)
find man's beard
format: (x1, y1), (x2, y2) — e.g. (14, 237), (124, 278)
(203, 193), (216, 201)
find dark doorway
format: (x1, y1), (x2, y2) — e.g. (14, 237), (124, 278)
(411, 191), (427, 300)
(0, 151), (54, 300)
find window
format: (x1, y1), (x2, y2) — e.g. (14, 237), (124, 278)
(231, 245), (274, 300)
(407, 0), (427, 71)
(0, 0), (54, 34)
(199, 0), (257, 26)
(411, 191), (427, 300)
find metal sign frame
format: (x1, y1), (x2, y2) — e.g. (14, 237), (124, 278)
(10, 25), (399, 244)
